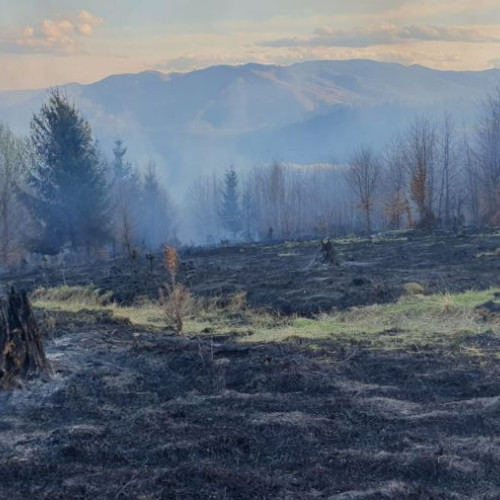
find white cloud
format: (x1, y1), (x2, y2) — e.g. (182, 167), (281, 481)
(11, 10), (103, 54)
(152, 54), (238, 73)
(261, 24), (500, 49)
(77, 10), (104, 37)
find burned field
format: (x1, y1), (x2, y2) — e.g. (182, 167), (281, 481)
(6, 229), (500, 314)
(1, 231), (500, 498)
(1, 320), (500, 499)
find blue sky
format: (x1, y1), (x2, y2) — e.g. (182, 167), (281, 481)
(2, 0), (500, 89)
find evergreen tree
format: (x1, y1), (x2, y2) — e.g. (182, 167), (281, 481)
(219, 166), (242, 238)
(138, 162), (173, 249)
(111, 138), (139, 257)
(112, 138), (133, 181)
(25, 90), (109, 254)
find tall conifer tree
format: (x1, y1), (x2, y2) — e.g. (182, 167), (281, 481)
(25, 90), (109, 253)
(219, 166), (242, 238)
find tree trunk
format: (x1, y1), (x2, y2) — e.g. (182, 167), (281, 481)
(0, 288), (49, 387)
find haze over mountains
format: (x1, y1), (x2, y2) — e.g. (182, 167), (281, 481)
(1, 59), (499, 192)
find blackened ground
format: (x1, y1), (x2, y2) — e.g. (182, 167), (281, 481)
(4, 229), (500, 315)
(0, 311), (499, 499)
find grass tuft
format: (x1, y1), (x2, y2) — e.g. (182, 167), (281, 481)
(32, 285), (113, 308)
(403, 282), (426, 296)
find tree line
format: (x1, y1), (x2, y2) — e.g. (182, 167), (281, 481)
(189, 91), (500, 242)
(2, 87), (500, 266)
(0, 90), (175, 267)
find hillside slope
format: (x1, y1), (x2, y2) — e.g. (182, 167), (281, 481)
(0, 59), (497, 190)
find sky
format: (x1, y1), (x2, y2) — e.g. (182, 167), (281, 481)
(2, 0), (500, 90)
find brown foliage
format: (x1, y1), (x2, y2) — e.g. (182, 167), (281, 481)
(163, 245), (180, 285)
(161, 245), (192, 333)
(383, 190), (409, 230)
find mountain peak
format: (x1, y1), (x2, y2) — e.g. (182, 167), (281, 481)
(0, 59), (497, 193)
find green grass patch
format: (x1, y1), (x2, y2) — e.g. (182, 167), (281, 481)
(32, 285), (500, 355)
(239, 288), (500, 351)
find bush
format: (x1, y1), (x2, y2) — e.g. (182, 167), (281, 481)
(160, 284), (194, 334)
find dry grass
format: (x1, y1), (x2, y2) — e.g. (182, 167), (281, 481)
(439, 291), (456, 314)
(227, 291), (248, 312)
(403, 282), (426, 296)
(31, 284), (500, 356)
(32, 285), (113, 307)
(160, 284), (194, 334)
(32, 285), (283, 338)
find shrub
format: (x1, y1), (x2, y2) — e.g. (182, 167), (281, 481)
(160, 284), (194, 334)
(160, 245), (192, 334)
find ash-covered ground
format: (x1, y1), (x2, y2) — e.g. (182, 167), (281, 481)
(4, 230), (500, 315)
(1, 230), (500, 499)
(1, 314), (500, 498)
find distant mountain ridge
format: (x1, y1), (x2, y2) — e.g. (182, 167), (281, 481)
(0, 59), (498, 192)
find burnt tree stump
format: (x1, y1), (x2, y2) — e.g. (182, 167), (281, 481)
(0, 288), (49, 387)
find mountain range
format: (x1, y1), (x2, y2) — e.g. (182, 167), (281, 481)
(0, 59), (499, 193)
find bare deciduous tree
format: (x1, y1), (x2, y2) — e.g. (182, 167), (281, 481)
(345, 146), (381, 233)
(437, 113), (457, 227)
(462, 132), (480, 227)
(475, 87), (500, 224)
(382, 137), (410, 229)
(0, 124), (28, 266)
(403, 116), (438, 228)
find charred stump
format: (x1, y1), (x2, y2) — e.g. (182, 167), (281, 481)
(0, 288), (49, 387)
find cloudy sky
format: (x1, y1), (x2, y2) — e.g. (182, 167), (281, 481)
(2, 0), (500, 90)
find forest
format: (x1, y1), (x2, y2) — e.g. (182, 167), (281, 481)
(2, 86), (500, 268)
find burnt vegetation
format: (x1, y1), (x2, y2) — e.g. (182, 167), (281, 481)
(2, 88), (500, 499)
(0, 288), (48, 388)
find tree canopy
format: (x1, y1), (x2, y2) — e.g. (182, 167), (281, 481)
(25, 90), (109, 254)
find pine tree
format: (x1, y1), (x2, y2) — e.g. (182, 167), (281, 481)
(111, 139), (139, 257)
(219, 167), (242, 238)
(25, 90), (109, 254)
(112, 138), (133, 181)
(138, 162), (173, 249)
